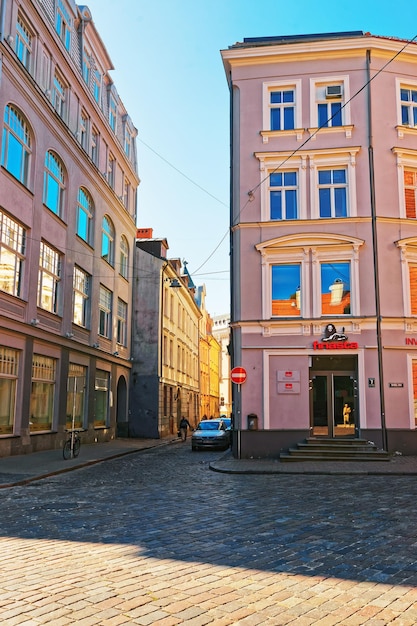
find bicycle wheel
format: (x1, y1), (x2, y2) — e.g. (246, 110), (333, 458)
(73, 438), (81, 458)
(63, 440), (72, 460)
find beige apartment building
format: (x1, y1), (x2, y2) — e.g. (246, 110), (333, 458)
(0, 0), (139, 456)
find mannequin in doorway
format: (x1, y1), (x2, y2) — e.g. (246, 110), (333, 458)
(343, 404), (352, 426)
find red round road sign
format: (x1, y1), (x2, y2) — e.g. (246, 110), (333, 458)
(230, 366), (247, 385)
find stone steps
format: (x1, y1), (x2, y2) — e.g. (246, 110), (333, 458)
(280, 437), (390, 462)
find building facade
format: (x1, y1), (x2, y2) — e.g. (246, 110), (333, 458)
(0, 0), (139, 456)
(212, 314), (231, 417)
(130, 236), (201, 438)
(196, 286), (221, 419)
(222, 31), (417, 458)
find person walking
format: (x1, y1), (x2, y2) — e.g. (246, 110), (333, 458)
(179, 416), (192, 441)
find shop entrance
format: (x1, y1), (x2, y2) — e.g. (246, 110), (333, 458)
(309, 355), (358, 437)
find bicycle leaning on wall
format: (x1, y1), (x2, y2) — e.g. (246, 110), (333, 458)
(63, 430), (81, 460)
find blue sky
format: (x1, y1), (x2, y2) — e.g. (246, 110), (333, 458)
(85, 0), (417, 316)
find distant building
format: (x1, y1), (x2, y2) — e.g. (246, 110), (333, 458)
(0, 1), (138, 456)
(195, 286), (221, 419)
(222, 31), (417, 458)
(130, 236), (201, 437)
(212, 314), (231, 417)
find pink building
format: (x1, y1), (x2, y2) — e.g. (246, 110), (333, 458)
(0, 1), (139, 456)
(222, 31), (417, 458)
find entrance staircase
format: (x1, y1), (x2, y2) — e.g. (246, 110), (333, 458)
(279, 437), (390, 462)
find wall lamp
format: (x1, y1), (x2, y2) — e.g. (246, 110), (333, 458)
(113, 351), (119, 356)
(65, 331), (74, 338)
(165, 278), (181, 288)
(30, 318), (39, 326)
(92, 342), (100, 349)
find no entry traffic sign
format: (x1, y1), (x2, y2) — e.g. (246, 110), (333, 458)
(230, 366), (247, 385)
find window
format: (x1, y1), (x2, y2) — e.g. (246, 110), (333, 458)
(53, 71), (66, 118)
(15, 14), (32, 71)
(0, 347), (18, 434)
(82, 49), (91, 85)
(318, 169), (347, 218)
(404, 170), (417, 218)
(109, 94), (117, 132)
(79, 110), (88, 150)
(1, 104), (31, 185)
(94, 369), (109, 427)
(66, 364), (87, 430)
(123, 178), (130, 210)
(262, 80), (302, 142)
(108, 153), (115, 189)
(269, 171), (298, 220)
(401, 87), (417, 127)
(257, 233), (363, 320)
(91, 127), (99, 165)
(73, 266), (90, 327)
(272, 264), (301, 316)
(396, 239), (417, 317)
(30, 355), (55, 432)
(119, 235), (129, 279)
(270, 89), (295, 131)
(76, 187), (94, 244)
(310, 77), (351, 133)
(0, 209), (25, 297)
(320, 262), (351, 315)
(93, 70), (101, 104)
(43, 151), (65, 216)
(124, 127), (132, 159)
(101, 216), (114, 265)
(98, 285), (112, 338)
(37, 241), (61, 314)
(116, 298), (127, 346)
(55, 0), (71, 51)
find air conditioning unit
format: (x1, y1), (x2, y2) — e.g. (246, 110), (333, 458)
(325, 85), (342, 99)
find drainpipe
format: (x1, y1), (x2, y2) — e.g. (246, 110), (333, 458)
(367, 49), (388, 451)
(0, 0), (6, 41)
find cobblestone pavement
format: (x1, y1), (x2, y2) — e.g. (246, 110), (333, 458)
(1, 443), (417, 625)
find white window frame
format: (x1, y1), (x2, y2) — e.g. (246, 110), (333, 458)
(396, 238), (417, 317)
(255, 152), (307, 221)
(261, 79), (302, 143)
(43, 150), (65, 217)
(310, 148), (359, 219)
(53, 71), (67, 120)
(392, 148), (417, 218)
(256, 233), (363, 320)
(37, 241), (61, 314)
(15, 13), (33, 72)
(73, 266), (90, 328)
(396, 78), (417, 136)
(309, 75), (352, 137)
(0, 209), (26, 298)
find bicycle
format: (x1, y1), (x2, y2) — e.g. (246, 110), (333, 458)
(63, 430), (81, 460)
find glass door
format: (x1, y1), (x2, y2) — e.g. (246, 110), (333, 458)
(310, 371), (357, 437)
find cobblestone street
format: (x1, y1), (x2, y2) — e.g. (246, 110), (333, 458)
(1, 442), (417, 625)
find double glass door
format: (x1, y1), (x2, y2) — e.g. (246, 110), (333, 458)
(310, 371), (357, 437)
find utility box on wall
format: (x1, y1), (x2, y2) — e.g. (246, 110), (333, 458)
(247, 413), (258, 430)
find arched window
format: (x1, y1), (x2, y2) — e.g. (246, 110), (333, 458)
(101, 215), (114, 265)
(1, 104), (32, 185)
(119, 235), (129, 279)
(43, 151), (65, 216)
(76, 187), (94, 244)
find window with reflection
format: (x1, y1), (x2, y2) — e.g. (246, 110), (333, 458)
(321, 262), (351, 315)
(1, 104), (31, 185)
(66, 363), (87, 430)
(16, 14), (32, 71)
(318, 168), (347, 217)
(0, 347), (18, 434)
(37, 241), (61, 314)
(76, 187), (94, 244)
(270, 171), (298, 220)
(272, 264), (301, 316)
(30, 355), (55, 432)
(119, 235), (129, 279)
(43, 151), (65, 216)
(73, 266), (90, 327)
(98, 284), (112, 338)
(94, 369), (109, 427)
(101, 216), (114, 265)
(0, 209), (25, 297)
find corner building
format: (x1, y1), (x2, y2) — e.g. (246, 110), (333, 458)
(0, 1), (139, 455)
(222, 31), (417, 457)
